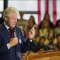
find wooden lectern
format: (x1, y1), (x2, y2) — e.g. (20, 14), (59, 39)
(27, 51), (60, 60)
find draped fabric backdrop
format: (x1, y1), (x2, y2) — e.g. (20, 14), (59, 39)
(8, 0), (60, 25)
(37, 0), (58, 27)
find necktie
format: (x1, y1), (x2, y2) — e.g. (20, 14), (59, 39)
(9, 28), (16, 47)
(9, 27), (14, 38)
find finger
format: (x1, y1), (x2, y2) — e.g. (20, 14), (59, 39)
(31, 28), (35, 31)
(32, 25), (36, 29)
(30, 30), (35, 34)
(30, 29), (35, 33)
(30, 32), (35, 35)
(30, 25), (35, 32)
(32, 29), (35, 33)
(30, 33), (35, 37)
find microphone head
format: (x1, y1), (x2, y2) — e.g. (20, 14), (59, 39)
(12, 28), (16, 37)
(12, 28), (16, 32)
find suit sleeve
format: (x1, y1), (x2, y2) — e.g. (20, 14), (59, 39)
(20, 29), (34, 53)
(0, 34), (9, 53)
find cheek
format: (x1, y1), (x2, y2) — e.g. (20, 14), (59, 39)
(9, 21), (13, 24)
(10, 20), (15, 24)
(6, 20), (10, 25)
(8, 20), (14, 26)
(15, 20), (17, 24)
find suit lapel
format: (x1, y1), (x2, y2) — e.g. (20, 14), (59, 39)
(1, 23), (11, 39)
(1, 24), (19, 40)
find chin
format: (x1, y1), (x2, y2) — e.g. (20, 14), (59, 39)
(12, 26), (15, 28)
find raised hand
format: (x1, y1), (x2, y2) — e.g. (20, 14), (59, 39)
(29, 25), (35, 39)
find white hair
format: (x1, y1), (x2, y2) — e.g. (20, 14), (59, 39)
(3, 6), (19, 20)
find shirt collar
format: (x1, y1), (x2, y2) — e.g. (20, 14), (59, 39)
(4, 22), (9, 30)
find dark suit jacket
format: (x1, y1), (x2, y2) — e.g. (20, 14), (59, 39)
(0, 23), (34, 60)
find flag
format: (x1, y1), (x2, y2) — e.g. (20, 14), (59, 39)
(37, 0), (58, 27)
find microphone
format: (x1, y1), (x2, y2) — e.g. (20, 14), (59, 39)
(40, 37), (53, 52)
(12, 28), (17, 47)
(40, 37), (50, 51)
(12, 28), (16, 37)
(12, 28), (15, 32)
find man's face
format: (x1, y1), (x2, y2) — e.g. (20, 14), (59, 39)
(20, 12), (24, 18)
(5, 14), (17, 28)
(21, 56), (26, 60)
(57, 36), (60, 43)
(40, 38), (45, 45)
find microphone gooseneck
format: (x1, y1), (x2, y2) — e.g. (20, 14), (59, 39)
(40, 37), (49, 51)
(12, 28), (16, 37)
(12, 28), (16, 32)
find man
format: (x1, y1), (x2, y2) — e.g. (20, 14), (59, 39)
(17, 11), (28, 30)
(0, 7), (35, 60)
(54, 34), (60, 50)
(21, 54), (27, 60)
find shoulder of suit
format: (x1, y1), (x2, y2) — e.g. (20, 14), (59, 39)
(0, 24), (3, 30)
(15, 26), (22, 31)
(15, 26), (21, 29)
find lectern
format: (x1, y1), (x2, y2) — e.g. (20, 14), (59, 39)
(27, 51), (60, 60)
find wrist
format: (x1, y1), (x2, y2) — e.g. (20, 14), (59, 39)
(9, 43), (12, 47)
(6, 43), (10, 49)
(28, 38), (33, 42)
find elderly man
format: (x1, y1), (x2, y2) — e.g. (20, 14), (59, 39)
(0, 7), (35, 60)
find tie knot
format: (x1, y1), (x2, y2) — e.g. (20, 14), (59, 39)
(9, 27), (14, 38)
(9, 27), (12, 31)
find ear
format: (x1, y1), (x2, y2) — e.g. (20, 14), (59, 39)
(5, 16), (8, 21)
